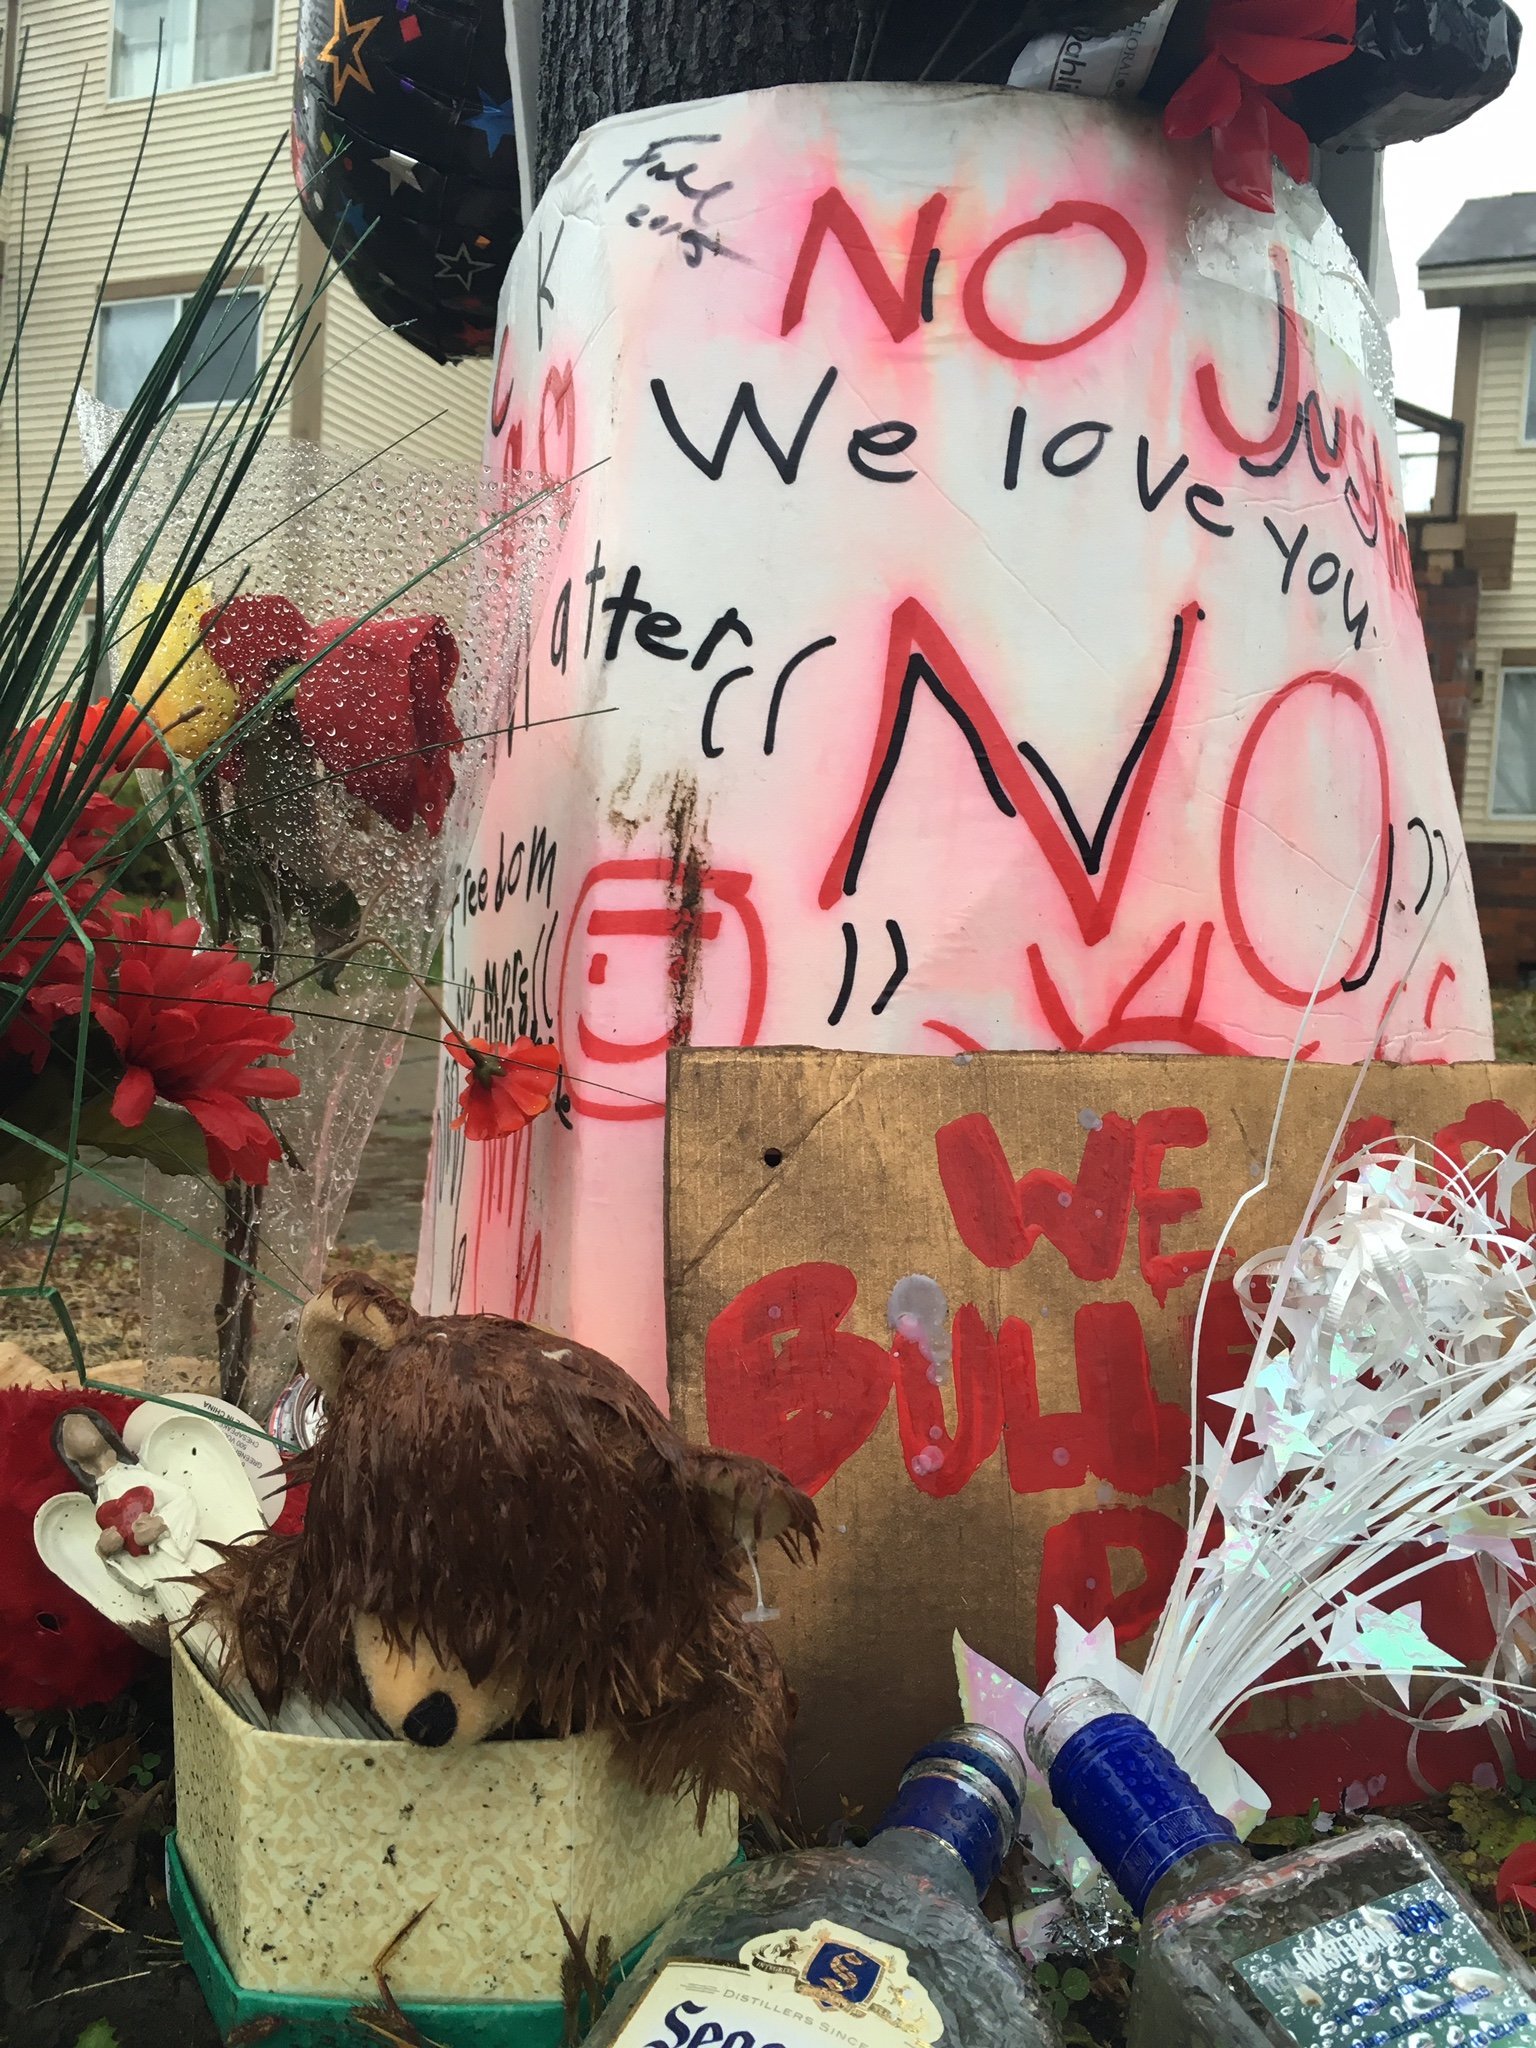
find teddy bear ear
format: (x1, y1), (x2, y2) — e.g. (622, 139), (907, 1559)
(297, 1272), (414, 1400)
(689, 1450), (821, 1563)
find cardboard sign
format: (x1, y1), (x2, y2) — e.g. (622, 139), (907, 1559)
(420, 85), (1491, 1404)
(667, 1047), (1536, 1822)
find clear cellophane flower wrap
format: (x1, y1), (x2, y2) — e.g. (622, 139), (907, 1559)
(78, 396), (561, 1416)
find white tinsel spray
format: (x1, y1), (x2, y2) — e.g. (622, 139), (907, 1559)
(961, 862), (1536, 1917)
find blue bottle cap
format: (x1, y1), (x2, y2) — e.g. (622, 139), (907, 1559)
(1047, 1711), (1237, 1917)
(871, 1724), (1025, 1895)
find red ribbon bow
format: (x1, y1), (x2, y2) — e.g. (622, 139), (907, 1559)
(1164, 0), (1355, 213)
(96, 1485), (158, 1555)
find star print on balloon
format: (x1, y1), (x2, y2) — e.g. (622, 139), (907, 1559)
(373, 149), (421, 193)
(466, 89), (518, 158)
(294, 0), (521, 363)
(435, 240), (492, 291)
(318, 0), (382, 99)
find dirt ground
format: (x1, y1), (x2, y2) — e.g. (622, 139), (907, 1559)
(1, 1671), (220, 2048)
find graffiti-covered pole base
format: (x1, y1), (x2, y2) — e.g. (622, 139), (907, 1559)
(421, 86), (1491, 1403)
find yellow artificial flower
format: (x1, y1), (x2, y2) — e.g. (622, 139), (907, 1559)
(124, 580), (239, 759)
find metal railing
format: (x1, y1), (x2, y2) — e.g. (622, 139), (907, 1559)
(1395, 399), (1464, 520)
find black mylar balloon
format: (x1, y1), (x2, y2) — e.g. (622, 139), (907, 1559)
(294, 0), (522, 364)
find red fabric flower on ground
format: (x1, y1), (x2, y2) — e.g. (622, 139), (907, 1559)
(0, 1387), (147, 1712)
(446, 1032), (560, 1141)
(32, 906), (301, 1184)
(1498, 1841), (1536, 1913)
(201, 596), (462, 836)
(1164, 0), (1354, 212)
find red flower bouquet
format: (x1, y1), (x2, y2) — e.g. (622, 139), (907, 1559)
(1, 701), (299, 1198)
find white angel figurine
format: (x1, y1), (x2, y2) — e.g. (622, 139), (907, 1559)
(34, 1402), (386, 1739)
(54, 1408), (201, 1602)
(35, 1403), (268, 1655)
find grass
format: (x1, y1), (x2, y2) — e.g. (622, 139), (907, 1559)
(1493, 989), (1536, 1064)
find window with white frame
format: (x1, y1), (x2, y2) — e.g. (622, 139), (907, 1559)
(96, 289), (263, 411)
(1493, 668), (1536, 816)
(110, 0), (276, 100)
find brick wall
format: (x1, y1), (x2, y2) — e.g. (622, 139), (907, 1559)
(1412, 556), (1536, 985)
(1417, 566), (1479, 806)
(1467, 843), (1536, 986)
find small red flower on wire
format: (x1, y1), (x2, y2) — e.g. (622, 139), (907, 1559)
(445, 1031), (561, 1141)
(1163, 0), (1354, 213)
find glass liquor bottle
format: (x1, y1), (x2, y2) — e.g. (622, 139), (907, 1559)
(1027, 1674), (1536, 2048)
(585, 1725), (1063, 2047)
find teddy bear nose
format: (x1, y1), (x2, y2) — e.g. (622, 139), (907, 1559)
(402, 1691), (458, 1747)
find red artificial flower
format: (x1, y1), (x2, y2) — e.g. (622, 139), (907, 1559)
(201, 595), (463, 837)
(3, 698), (168, 811)
(1164, 0), (1354, 213)
(1498, 1840), (1536, 1913)
(31, 906), (301, 1185)
(0, 700), (156, 960)
(446, 1031), (560, 1141)
(0, 785), (129, 1043)
(201, 594), (310, 705)
(300, 614), (461, 836)
(54, 700), (171, 777)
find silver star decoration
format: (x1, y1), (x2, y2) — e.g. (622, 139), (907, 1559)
(435, 241), (493, 291)
(374, 150), (422, 194)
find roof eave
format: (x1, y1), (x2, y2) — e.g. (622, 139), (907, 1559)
(1419, 259), (1536, 311)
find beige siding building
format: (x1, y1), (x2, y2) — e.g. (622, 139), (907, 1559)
(1416, 197), (1536, 983)
(0, 0), (491, 588)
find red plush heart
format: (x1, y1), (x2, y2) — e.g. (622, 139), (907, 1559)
(705, 1263), (895, 1495)
(95, 1485), (157, 1556)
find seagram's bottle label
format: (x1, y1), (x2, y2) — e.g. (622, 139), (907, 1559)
(1235, 1877), (1536, 2046)
(608, 1921), (944, 2046)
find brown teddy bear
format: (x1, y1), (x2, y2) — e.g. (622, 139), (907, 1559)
(194, 1273), (817, 1818)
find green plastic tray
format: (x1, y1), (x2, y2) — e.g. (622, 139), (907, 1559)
(166, 1831), (649, 2047)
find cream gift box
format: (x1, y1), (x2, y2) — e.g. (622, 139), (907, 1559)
(171, 1641), (738, 2003)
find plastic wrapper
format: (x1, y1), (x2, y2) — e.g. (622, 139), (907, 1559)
(78, 399), (559, 1415)
(294, 0), (522, 362)
(1008, 0), (1178, 96)
(1290, 0), (1522, 149)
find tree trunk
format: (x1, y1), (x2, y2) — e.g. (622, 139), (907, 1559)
(534, 3), (1173, 195)
(535, 0), (866, 195)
